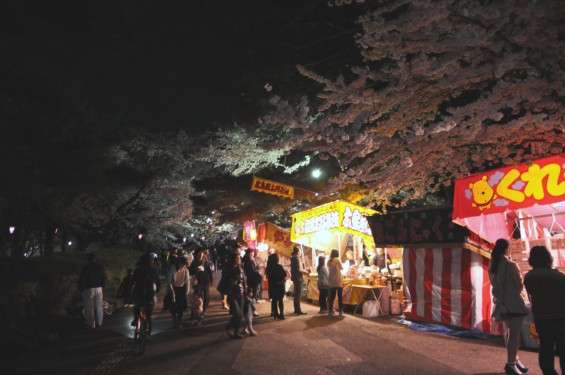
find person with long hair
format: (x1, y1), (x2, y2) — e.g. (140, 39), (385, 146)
(327, 249), (344, 316)
(488, 239), (529, 375)
(524, 245), (565, 375)
(266, 253), (287, 320)
(224, 253), (247, 339)
(317, 255), (329, 314)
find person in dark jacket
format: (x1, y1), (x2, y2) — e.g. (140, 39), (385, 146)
(132, 252), (161, 336)
(117, 269), (134, 307)
(78, 252), (107, 328)
(524, 245), (565, 375)
(194, 256), (213, 316)
(290, 247), (309, 315)
(224, 253), (247, 339)
(266, 253), (287, 320)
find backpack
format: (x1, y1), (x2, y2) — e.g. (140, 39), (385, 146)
(143, 273), (156, 300)
(134, 268), (156, 304)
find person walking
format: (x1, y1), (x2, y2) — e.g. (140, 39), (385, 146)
(194, 254), (213, 316)
(242, 287), (258, 336)
(524, 245), (565, 375)
(225, 253), (247, 339)
(168, 256), (190, 328)
(78, 252), (107, 328)
(266, 252), (287, 320)
(290, 247), (309, 315)
(327, 249), (344, 316)
(317, 255), (329, 314)
(243, 248), (262, 303)
(489, 239), (529, 375)
(189, 289), (204, 326)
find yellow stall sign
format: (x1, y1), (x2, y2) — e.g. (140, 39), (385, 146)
(291, 200), (377, 245)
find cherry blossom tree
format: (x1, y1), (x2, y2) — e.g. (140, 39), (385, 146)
(262, 0), (565, 209)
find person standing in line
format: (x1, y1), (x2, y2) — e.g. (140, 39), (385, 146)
(317, 255), (330, 314)
(489, 239), (529, 375)
(78, 252), (107, 328)
(524, 245), (565, 375)
(168, 256), (190, 328)
(327, 249), (344, 316)
(290, 247), (309, 315)
(266, 252), (287, 320)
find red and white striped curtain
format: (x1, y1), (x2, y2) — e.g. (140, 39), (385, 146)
(402, 247), (502, 334)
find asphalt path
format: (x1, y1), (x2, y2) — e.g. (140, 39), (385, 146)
(5, 279), (544, 375)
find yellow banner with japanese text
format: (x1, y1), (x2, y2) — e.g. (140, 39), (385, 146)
(250, 176), (295, 199)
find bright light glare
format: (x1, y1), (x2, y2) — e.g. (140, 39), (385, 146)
(312, 169), (321, 178)
(68, 241), (72, 246)
(9, 226), (15, 234)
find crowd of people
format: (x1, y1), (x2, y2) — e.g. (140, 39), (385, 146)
(79, 238), (564, 373)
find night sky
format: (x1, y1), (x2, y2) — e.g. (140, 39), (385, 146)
(2, 1), (362, 132)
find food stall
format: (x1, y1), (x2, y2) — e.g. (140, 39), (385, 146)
(290, 200), (389, 310)
(452, 153), (565, 343)
(368, 207), (501, 333)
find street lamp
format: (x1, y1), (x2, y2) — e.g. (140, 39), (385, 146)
(9, 226), (15, 234)
(312, 168), (321, 178)
(138, 234), (143, 240)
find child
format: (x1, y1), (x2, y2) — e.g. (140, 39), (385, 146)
(190, 289), (204, 326)
(242, 288), (258, 336)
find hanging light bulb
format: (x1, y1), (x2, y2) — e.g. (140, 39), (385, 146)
(250, 228), (258, 241)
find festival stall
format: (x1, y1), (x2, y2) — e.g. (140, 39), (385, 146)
(452, 154), (565, 344)
(368, 207), (500, 333)
(453, 153), (565, 269)
(290, 200), (383, 307)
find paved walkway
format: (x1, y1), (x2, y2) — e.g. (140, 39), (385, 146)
(5, 280), (545, 375)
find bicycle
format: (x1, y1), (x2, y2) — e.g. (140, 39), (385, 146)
(133, 308), (149, 355)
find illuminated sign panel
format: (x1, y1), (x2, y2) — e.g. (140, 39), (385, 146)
(291, 200), (376, 243)
(453, 154), (565, 219)
(250, 176), (295, 199)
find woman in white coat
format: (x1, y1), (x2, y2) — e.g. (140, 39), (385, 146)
(327, 249), (344, 316)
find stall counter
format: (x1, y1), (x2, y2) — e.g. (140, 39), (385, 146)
(305, 276), (389, 307)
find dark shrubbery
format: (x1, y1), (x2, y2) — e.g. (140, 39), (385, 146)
(0, 247), (141, 360)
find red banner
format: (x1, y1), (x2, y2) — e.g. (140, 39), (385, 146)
(243, 221), (257, 249)
(453, 154), (565, 220)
